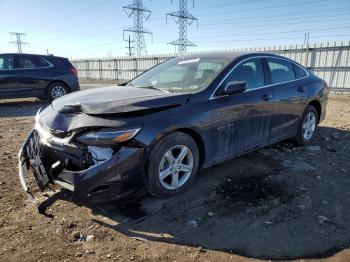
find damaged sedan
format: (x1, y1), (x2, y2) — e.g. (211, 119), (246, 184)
(18, 52), (329, 207)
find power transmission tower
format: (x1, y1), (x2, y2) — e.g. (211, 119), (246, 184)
(123, 0), (152, 57)
(8, 32), (28, 53)
(166, 0), (198, 54)
(125, 35), (135, 56)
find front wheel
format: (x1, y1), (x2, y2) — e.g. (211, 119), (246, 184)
(47, 82), (69, 101)
(293, 105), (318, 145)
(147, 132), (200, 198)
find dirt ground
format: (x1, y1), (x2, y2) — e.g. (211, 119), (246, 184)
(0, 90), (350, 262)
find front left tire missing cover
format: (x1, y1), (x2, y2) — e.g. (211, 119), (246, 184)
(47, 82), (69, 101)
(147, 132), (200, 198)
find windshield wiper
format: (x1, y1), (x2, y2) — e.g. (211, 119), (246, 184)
(134, 85), (170, 93)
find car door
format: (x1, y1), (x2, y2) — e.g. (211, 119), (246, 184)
(14, 55), (50, 97)
(265, 57), (309, 141)
(0, 54), (17, 98)
(209, 57), (274, 163)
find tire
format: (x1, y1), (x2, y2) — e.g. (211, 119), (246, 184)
(293, 105), (318, 145)
(47, 82), (69, 101)
(147, 132), (200, 198)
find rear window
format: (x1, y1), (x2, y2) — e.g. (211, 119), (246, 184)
(267, 58), (295, 84)
(293, 64), (307, 79)
(50, 57), (73, 69)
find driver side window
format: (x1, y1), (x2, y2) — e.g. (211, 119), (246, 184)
(223, 58), (265, 90)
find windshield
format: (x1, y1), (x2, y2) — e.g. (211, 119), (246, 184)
(128, 56), (232, 93)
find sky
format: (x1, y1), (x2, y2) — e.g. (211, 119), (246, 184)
(0, 0), (349, 59)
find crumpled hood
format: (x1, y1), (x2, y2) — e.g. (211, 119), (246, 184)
(52, 85), (190, 115)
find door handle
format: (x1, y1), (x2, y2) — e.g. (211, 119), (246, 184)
(261, 94), (273, 101)
(297, 86), (305, 92)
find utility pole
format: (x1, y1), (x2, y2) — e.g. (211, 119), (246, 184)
(8, 32), (28, 53)
(166, 0), (198, 54)
(125, 35), (134, 56)
(123, 0), (152, 57)
(304, 32), (310, 67)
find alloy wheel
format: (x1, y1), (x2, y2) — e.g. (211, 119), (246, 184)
(158, 145), (194, 190)
(51, 85), (67, 99)
(302, 111), (316, 140)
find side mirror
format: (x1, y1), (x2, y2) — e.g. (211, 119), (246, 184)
(223, 81), (246, 95)
(216, 81), (247, 96)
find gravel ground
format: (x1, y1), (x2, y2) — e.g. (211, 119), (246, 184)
(0, 87), (350, 262)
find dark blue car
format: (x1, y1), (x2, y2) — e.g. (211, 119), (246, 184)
(18, 52), (329, 209)
(0, 53), (80, 100)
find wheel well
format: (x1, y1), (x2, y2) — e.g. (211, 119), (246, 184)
(176, 128), (206, 167)
(308, 100), (321, 123)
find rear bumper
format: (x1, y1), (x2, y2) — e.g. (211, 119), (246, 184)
(18, 129), (146, 207)
(70, 79), (80, 92)
(66, 76), (80, 92)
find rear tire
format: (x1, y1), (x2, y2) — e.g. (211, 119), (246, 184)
(293, 105), (318, 145)
(47, 82), (69, 101)
(147, 132), (200, 198)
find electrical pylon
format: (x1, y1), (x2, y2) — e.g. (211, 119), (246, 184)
(8, 32), (28, 53)
(123, 0), (152, 56)
(166, 0), (198, 54)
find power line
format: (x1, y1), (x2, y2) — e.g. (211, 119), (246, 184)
(190, 25), (350, 40)
(199, 0), (330, 16)
(32, 1), (349, 43)
(40, 0), (112, 29)
(123, 0), (152, 56)
(201, 16), (350, 31)
(166, 0), (198, 54)
(87, 23), (349, 51)
(40, 10), (128, 36)
(200, 8), (350, 25)
(8, 32), (28, 53)
(194, 0), (261, 10)
(152, 5), (350, 35)
(154, 14), (349, 39)
(189, 34), (350, 43)
(45, 20), (125, 42)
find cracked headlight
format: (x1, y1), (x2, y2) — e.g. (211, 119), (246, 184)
(75, 128), (141, 146)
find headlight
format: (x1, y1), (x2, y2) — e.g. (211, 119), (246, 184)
(75, 128), (141, 146)
(35, 109), (72, 146)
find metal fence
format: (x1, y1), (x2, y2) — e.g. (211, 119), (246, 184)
(72, 41), (350, 90)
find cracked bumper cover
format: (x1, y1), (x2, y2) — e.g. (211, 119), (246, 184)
(18, 129), (146, 205)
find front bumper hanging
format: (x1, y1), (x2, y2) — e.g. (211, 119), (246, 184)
(18, 129), (147, 212)
(18, 129), (49, 211)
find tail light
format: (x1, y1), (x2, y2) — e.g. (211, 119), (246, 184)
(71, 68), (78, 76)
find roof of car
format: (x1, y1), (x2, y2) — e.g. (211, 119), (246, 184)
(179, 51), (284, 62)
(0, 53), (68, 60)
